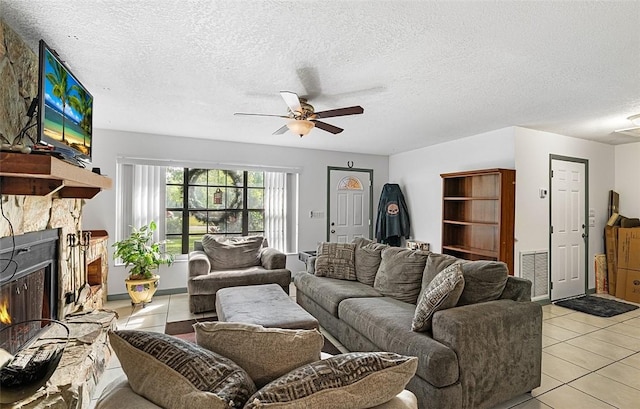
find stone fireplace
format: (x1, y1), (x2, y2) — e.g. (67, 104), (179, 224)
(0, 196), (108, 320)
(0, 226), (109, 331)
(0, 20), (114, 407)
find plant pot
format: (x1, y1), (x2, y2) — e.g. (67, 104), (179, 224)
(125, 275), (159, 306)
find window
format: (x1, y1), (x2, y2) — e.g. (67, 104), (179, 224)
(165, 168), (266, 254)
(116, 160), (295, 258)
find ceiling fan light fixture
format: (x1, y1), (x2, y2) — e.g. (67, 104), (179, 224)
(287, 119), (315, 137)
(628, 113), (640, 126)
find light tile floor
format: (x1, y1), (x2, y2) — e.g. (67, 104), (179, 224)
(91, 290), (640, 409)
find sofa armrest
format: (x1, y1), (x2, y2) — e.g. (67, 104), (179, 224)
(188, 250), (211, 278)
(431, 300), (542, 408)
(500, 276), (532, 301)
(261, 247), (286, 270)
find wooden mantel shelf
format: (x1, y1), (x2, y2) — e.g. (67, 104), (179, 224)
(0, 152), (112, 198)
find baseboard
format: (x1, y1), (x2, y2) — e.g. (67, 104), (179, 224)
(107, 287), (188, 301)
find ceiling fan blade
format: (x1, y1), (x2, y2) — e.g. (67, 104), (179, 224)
(234, 112), (289, 118)
(280, 91), (302, 113)
(313, 120), (343, 134)
(314, 106), (364, 119)
(272, 125), (289, 135)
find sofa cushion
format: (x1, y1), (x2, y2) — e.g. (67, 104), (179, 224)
(201, 235), (264, 270)
(108, 330), (255, 409)
(421, 253), (461, 293)
(374, 248), (429, 304)
(187, 267), (291, 295)
(412, 264), (465, 332)
(422, 254), (510, 306)
(194, 322), (323, 388)
(315, 242), (356, 280)
(338, 297), (459, 387)
(244, 352), (418, 409)
(95, 378), (162, 409)
(353, 237), (388, 286)
(293, 272), (383, 316)
(457, 261), (509, 306)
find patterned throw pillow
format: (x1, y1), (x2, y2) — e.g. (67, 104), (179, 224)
(108, 330), (256, 409)
(412, 263), (465, 332)
(314, 242), (356, 280)
(194, 322), (324, 388)
(244, 352), (418, 409)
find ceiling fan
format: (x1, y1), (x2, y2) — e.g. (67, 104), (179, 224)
(614, 113), (640, 138)
(234, 91), (364, 137)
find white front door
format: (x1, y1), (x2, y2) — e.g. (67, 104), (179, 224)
(550, 158), (587, 301)
(328, 168), (372, 243)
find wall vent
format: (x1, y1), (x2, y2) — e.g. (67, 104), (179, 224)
(520, 251), (549, 298)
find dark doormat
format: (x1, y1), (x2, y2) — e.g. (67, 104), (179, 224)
(164, 319), (342, 355)
(554, 295), (639, 317)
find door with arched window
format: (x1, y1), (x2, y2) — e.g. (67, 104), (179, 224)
(327, 167), (373, 242)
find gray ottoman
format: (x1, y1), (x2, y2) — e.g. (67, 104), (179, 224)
(215, 283), (319, 330)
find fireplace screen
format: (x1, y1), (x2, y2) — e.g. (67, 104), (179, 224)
(0, 268), (50, 355)
(0, 229), (59, 355)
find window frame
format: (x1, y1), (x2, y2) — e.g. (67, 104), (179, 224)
(165, 168), (265, 255)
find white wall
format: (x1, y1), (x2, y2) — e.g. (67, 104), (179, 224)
(389, 126), (615, 297)
(388, 127), (516, 252)
(514, 127), (615, 290)
(614, 142), (640, 217)
(82, 129), (388, 296)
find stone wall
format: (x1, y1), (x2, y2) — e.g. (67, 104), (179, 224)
(0, 18), (38, 147)
(0, 19), (92, 318)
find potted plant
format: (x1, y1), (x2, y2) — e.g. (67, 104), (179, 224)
(112, 221), (174, 306)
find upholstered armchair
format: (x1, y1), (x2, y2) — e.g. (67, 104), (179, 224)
(187, 235), (291, 313)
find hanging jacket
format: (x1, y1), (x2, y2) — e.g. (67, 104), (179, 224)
(375, 183), (410, 245)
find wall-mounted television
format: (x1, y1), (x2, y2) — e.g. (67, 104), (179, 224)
(37, 40), (93, 164)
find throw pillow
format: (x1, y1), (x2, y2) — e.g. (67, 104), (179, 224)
(194, 322), (324, 388)
(412, 263), (465, 332)
(314, 242), (356, 280)
(108, 330), (255, 409)
(353, 237), (388, 286)
(457, 260), (509, 306)
(244, 352), (418, 409)
(421, 253), (462, 294)
(374, 247), (429, 304)
(201, 235), (264, 270)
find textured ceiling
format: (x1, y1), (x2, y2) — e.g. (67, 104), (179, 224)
(2, 0), (640, 155)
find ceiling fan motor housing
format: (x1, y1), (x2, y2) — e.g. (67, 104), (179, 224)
(290, 99), (316, 120)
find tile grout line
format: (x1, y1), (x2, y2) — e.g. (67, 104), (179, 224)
(534, 305), (640, 407)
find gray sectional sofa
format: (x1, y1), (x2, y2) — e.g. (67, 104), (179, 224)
(294, 239), (542, 409)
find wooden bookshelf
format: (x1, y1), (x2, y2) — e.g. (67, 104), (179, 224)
(441, 168), (515, 274)
(0, 152), (111, 198)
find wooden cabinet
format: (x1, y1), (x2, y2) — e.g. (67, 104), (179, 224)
(441, 168), (515, 274)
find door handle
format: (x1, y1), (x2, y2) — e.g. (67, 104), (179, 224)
(582, 233), (588, 239)
(331, 230), (336, 234)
